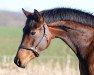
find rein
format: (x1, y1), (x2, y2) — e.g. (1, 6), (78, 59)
(19, 24), (48, 57)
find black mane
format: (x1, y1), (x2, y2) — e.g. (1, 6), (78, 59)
(41, 8), (94, 27)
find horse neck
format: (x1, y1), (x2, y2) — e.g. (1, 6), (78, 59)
(48, 20), (94, 58)
(48, 20), (94, 75)
(48, 20), (78, 54)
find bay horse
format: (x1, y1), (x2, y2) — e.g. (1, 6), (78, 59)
(14, 8), (94, 75)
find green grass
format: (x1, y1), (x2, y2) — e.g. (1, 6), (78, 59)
(0, 26), (22, 55)
(0, 26), (22, 38)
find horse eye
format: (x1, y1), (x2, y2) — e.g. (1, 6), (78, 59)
(30, 31), (36, 35)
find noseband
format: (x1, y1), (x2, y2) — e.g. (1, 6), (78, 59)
(19, 24), (48, 57)
(19, 45), (39, 57)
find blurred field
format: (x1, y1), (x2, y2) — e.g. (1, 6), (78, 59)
(0, 26), (21, 55)
(0, 62), (80, 75)
(0, 56), (80, 75)
(0, 26), (80, 75)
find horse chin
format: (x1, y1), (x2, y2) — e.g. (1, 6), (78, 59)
(19, 53), (36, 68)
(20, 58), (31, 68)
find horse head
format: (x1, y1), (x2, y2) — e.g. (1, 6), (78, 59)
(14, 9), (53, 68)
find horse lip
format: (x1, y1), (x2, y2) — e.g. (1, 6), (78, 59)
(14, 56), (32, 68)
(20, 64), (26, 68)
(14, 56), (26, 68)
(20, 58), (31, 68)
(14, 57), (21, 68)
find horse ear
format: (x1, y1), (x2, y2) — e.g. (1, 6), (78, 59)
(22, 8), (31, 17)
(34, 9), (44, 23)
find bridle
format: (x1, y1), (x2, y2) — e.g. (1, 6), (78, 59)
(19, 24), (48, 57)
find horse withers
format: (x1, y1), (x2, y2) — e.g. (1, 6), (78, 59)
(14, 8), (94, 75)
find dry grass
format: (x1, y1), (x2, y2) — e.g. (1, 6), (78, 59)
(0, 59), (80, 75)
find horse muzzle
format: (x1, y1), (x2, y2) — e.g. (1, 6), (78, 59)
(14, 46), (39, 68)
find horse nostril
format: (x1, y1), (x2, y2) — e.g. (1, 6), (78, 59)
(14, 57), (21, 67)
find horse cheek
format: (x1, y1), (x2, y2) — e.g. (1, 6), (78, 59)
(37, 37), (48, 51)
